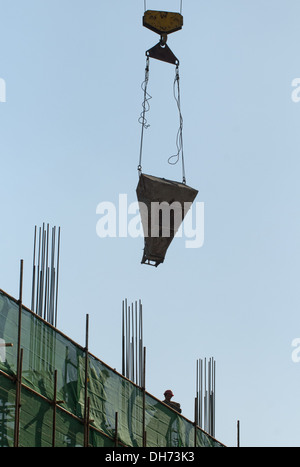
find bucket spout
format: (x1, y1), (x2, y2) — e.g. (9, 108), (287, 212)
(136, 173), (198, 266)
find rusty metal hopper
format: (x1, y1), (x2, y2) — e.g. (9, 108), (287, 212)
(136, 173), (198, 266)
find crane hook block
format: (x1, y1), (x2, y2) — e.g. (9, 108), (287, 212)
(143, 11), (183, 36)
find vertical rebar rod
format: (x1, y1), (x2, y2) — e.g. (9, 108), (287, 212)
(31, 227), (37, 311)
(14, 348), (23, 447)
(122, 301), (125, 376)
(194, 397), (198, 447)
(84, 314), (89, 447)
(115, 412), (119, 447)
(142, 346), (146, 447)
(209, 359), (211, 434)
(143, 346), (146, 389)
(204, 358), (207, 432)
(128, 301), (130, 380)
(133, 303), (135, 382)
(17, 259), (23, 356)
(195, 360), (198, 426)
(54, 226), (60, 327)
(52, 369), (58, 447)
(125, 299), (128, 379)
(36, 227), (41, 314)
(38, 225), (43, 316)
(86, 397), (91, 448)
(200, 359), (203, 429)
(135, 301), (138, 387)
(237, 420), (240, 447)
(44, 224), (49, 321)
(139, 308), (142, 386)
(49, 227), (54, 325)
(14, 259), (23, 447)
(213, 359), (216, 437)
(140, 301), (143, 387)
(40, 223), (46, 317)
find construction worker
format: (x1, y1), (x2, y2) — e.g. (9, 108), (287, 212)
(163, 390), (182, 414)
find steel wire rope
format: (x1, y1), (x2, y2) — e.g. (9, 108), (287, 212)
(138, 56), (152, 174)
(144, 1), (183, 14)
(168, 64), (186, 184)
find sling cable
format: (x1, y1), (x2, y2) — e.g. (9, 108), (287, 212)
(136, 3), (198, 267)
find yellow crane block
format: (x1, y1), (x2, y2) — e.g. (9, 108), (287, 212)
(143, 10), (183, 36)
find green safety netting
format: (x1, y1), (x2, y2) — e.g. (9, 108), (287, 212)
(0, 290), (224, 447)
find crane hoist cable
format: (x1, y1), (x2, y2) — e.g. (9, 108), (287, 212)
(168, 64), (186, 185)
(138, 56), (151, 175)
(138, 6), (186, 184)
(143, 1), (183, 15)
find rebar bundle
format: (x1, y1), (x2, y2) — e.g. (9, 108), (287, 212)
(122, 299), (145, 387)
(195, 357), (216, 437)
(31, 223), (61, 327)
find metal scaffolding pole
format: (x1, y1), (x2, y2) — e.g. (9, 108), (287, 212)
(52, 369), (64, 447)
(84, 314), (89, 447)
(114, 412), (119, 447)
(14, 259), (23, 448)
(142, 346), (146, 447)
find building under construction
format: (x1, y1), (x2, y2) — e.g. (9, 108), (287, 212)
(0, 4), (226, 448)
(0, 279), (225, 447)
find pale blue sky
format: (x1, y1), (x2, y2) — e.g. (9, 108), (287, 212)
(1, 0), (300, 447)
